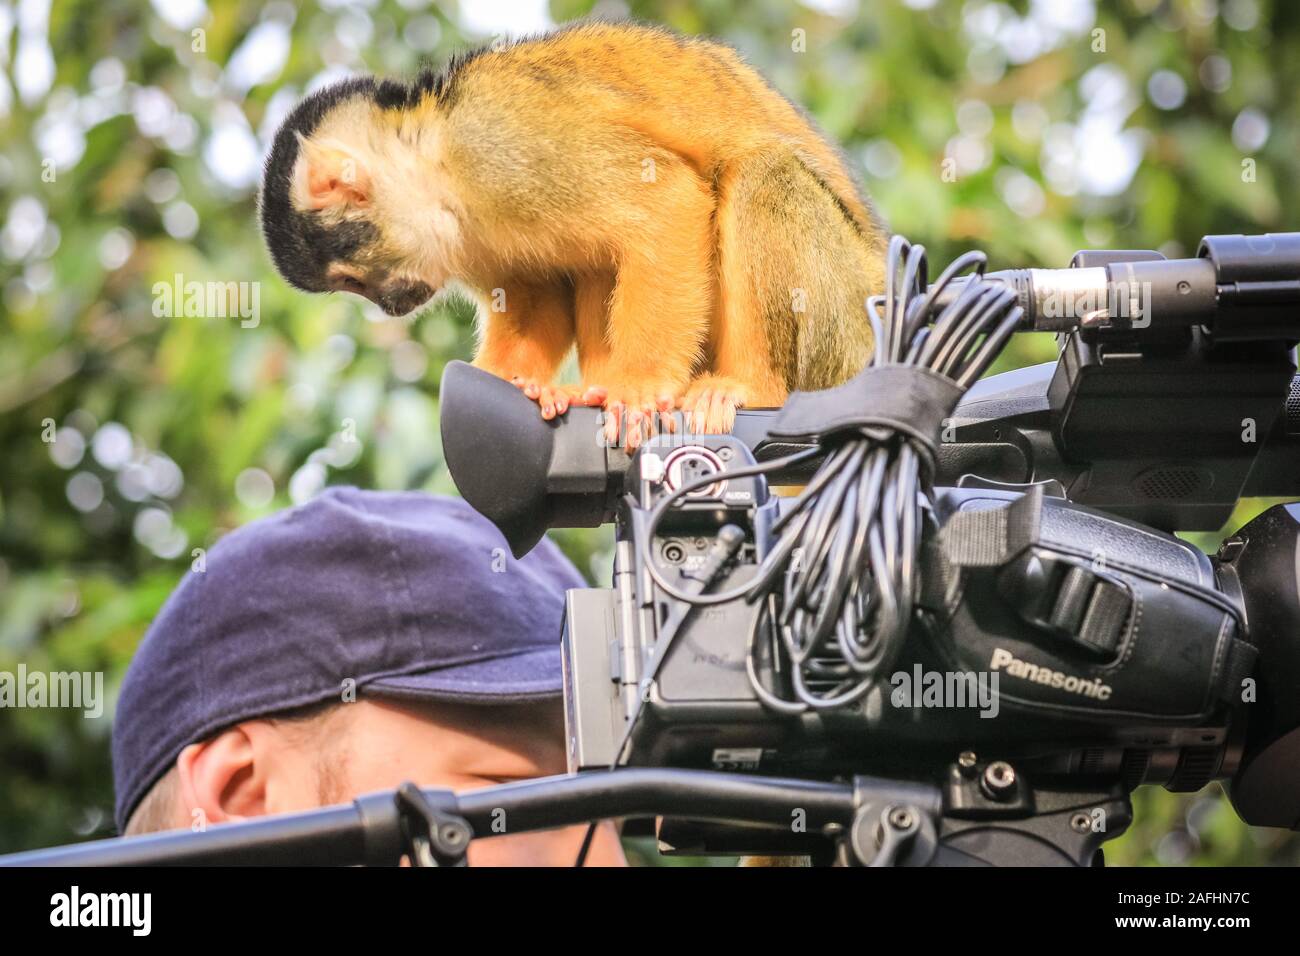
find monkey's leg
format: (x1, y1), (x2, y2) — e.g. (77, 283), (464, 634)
(574, 270), (679, 444)
(589, 166), (715, 451)
(471, 278), (590, 420)
(573, 270), (615, 381)
(683, 150), (881, 433)
(680, 154), (791, 434)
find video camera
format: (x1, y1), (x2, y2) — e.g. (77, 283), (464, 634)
(438, 232), (1300, 863)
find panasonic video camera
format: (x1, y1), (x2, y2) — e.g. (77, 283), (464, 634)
(439, 232), (1300, 861)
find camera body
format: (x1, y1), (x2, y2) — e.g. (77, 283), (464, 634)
(561, 433), (1251, 800)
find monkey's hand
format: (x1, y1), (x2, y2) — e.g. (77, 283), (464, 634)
(593, 384), (679, 453)
(680, 375), (752, 435)
(510, 378), (606, 421)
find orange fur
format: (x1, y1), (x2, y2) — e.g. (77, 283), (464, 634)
(284, 22), (888, 448)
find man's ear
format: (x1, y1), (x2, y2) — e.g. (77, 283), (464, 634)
(295, 133), (372, 210)
(175, 724), (271, 825)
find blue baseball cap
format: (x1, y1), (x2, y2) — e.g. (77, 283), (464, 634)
(111, 487), (586, 831)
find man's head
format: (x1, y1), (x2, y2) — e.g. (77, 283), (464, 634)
(258, 71), (465, 316)
(128, 696), (623, 866)
(112, 488), (625, 866)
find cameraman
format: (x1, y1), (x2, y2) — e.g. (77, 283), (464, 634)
(111, 487), (626, 866)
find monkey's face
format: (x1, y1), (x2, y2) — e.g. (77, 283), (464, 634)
(264, 154), (438, 316)
(260, 87), (447, 317)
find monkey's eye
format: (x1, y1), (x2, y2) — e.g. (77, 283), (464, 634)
(337, 275), (367, 295)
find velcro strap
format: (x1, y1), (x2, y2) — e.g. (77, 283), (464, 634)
(765, 365), (964, 471)
(1068, 576), (1130, 656)
(918, 535), (959, 611)
(938, 485), (1044, 567)
(1049, 565), (1094, 632)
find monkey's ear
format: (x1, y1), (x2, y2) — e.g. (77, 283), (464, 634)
(295, 134), (372, 210)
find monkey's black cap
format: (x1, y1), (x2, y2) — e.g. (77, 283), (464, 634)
(258, 76), (380, 292)
(111, 488), (585, 831)
(260, 57), (485, 292)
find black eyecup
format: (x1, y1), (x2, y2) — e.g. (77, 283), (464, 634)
(439, 361), (616, 558)
(439, 361), (559, 558)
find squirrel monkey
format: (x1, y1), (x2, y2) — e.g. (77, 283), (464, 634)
(260, 22), (887, 449)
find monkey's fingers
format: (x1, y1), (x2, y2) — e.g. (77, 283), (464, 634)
(626, 393), (679, 451)
(607, 403), (653, 453)
(624, 406), (646, 452)
(655, 394), (679, 435)
(602, 401), (625, 449)
(510, 376), (544, 402)
(683, 380), (746, 434)
(576, 385), (607, 407)
(623, 406), (657, 453)
(510, 379), (593, 420)
(536, 385), (584, 419)
(599, 393), (671, 453)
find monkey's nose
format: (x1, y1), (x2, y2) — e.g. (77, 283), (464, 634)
(378, 282), (434, 316)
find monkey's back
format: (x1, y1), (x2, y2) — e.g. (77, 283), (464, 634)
(421, 23), (879, 242)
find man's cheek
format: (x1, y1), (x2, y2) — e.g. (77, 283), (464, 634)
(466, 831), (570, 867)
(466, 823), (625, 867)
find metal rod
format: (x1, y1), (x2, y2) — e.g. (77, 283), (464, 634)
(453, 768), (854, 833)
(0, 769), (855, 867)
(0, 805), (366, 867)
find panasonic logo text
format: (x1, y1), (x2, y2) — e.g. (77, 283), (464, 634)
(989, 647), (1112, 700)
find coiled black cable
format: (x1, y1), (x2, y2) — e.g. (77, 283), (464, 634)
(640, 236), (1022, 714)
(752, 236), (1022, 710)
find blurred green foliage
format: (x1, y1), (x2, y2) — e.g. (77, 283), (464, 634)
(0, 0), (1297, 863)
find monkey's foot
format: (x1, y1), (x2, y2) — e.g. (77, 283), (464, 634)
(593, 385), (678, 453)
(680, 376), (751, 434)
(510, 378), (605, 421)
